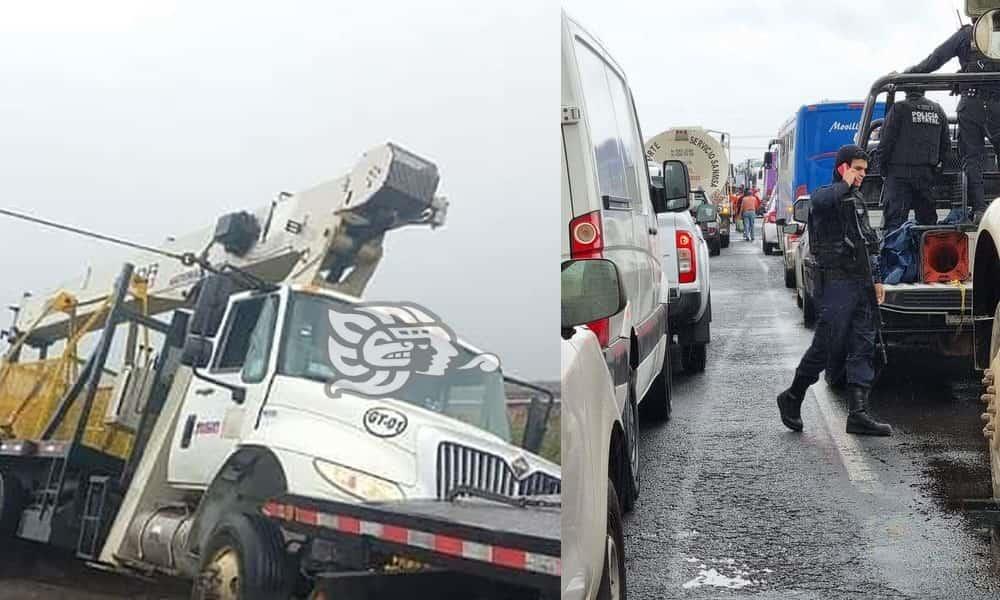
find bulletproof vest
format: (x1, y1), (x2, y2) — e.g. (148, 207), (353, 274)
(886, 99), (944, 167)
(965, 42), (1000, 73)
(809, 188), (877, 278)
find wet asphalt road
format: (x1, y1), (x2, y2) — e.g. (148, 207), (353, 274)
(626, 229), (1000, 599)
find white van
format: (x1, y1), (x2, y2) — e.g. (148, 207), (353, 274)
(560, 11), (688, 512)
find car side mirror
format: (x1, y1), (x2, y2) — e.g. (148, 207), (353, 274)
(657, 160), (691, 213)
(181, 335), (214, 368)
(561, 259), (627, 333)
(793, 198), (811, 224)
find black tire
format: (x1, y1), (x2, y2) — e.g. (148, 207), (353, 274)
(0, 470), (26, 539)
(762, 237), (770, 255)
(721, 235), (730, 249)
(191, 512), (293, 600)
(710, 242), (720, 257)
(796, 288), (803, 308)
(621, 370), (641, 512)
(597, 480), (627, 600)
(642, 343), (673, 422)
(784, 265), (796, 288)
(681, 343), (707, 373)
(803, 292), (817, 327)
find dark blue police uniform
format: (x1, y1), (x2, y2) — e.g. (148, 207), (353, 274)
(878, 92), (951, 232)
(906, 25), (1000, 220)
(776, 145), (892, 436)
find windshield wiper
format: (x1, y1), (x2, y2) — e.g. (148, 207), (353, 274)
(446, 486), (560, 510)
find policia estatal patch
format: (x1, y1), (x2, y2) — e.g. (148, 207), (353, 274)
(911, 110), (941, 125)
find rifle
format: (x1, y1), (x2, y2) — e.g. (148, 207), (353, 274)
(848, 189), (890, 366)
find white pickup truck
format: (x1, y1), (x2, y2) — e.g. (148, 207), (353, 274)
(648, 162), (713, 373)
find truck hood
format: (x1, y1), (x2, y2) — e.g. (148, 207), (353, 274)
(257, 375), (559, 495)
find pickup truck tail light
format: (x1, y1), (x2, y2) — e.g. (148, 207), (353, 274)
(676, 230), (696, 284)
(921, 231), (970, 282)
(569, 210), (610, 345)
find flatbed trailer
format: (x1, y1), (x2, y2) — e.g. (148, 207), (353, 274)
(262, 494), (560, 599)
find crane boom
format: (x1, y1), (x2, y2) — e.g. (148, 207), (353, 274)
(11, 142), (447, 348)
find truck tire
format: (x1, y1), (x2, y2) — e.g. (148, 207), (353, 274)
(597, 480), (627, 600)
(0, 469), (26, 539)
(642, 343), (673, 422)
(191, 513), (292, 600)
(803, 292), (817, 327)
(681, 343), (707, 373)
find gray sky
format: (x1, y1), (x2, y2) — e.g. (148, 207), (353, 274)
(564, 0), (969, 165)
(0, 1), (558, 379)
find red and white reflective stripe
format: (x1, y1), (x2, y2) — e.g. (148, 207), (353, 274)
(262, 501), (561, 576)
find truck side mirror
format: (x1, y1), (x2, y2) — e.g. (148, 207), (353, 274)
(793, 198), (811, 224)
(973, 9), (1000, 60)
(763, 151), (773, 169)
(561, 259), (627, 333)
(181, 335), (213, 368)
(658, 160), (691, 213)
(189, 274), (243, 337)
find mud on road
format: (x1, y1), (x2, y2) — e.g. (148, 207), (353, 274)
(0, 539), (187, 600)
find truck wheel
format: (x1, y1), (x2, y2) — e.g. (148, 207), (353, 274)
(803, 292), (817, 327)
(597, 480), (627, 600)
(0, 469), (26, 539)
(642, 343), (673, 422)
(681, 344), (707, 373)
(622, 370), (641, 512)
(784, 266), (796, 289)
(192, 513), (292, 600)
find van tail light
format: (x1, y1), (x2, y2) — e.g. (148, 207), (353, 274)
(676, 230), (696, 284)
(921, 231), (970, 283)
(766, 212), (777, 224)
(569, 211), (604, 259)
(569, 211), (610, 346)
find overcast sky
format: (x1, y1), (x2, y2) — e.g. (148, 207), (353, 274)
(564, 0), (970, 165)
(0, 1), (558, 379)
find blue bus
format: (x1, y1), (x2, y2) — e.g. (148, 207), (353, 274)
(771, 100), (886, 222)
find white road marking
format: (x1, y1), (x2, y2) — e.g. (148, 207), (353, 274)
(810, 384), (878, 483)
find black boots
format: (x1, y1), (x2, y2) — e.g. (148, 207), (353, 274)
(846, 385), (892, 436)
(776, 389), (804, 431)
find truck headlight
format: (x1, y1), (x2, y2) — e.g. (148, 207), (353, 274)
(313, 459), (405, 501)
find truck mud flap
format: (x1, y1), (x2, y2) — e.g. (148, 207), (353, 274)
(261, 494), (560, 595)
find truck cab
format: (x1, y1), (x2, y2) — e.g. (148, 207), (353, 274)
(169, 282), (560, 502)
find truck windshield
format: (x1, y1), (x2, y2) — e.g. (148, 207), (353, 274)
(278, 292), (513, 443)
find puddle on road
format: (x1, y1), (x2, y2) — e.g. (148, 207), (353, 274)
(681, 558), (772, 590)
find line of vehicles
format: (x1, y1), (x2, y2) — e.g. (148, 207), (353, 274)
(560, 12), (722, 600)
(0, 144), (562, 599)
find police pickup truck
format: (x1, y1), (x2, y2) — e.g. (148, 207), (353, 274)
(844, 72), (995, 367)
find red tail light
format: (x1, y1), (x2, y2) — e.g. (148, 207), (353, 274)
(569, 211), (610, 345)
(921, 231), (969, 283)
(676, 230), (696, 284)
(795, 184), (807, 198)
(569, 211), (604, 259)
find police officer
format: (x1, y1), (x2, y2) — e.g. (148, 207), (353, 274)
(904, 21), (1000, 223)
(878, 90), (951, 232)
(776, 145), (892, 437)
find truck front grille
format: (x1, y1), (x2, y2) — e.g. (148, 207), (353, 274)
(435, 442), (561, 500)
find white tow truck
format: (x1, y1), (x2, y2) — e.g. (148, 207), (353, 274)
(0, 143), (560, 600)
